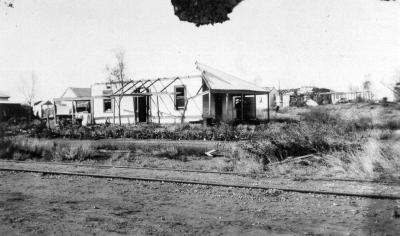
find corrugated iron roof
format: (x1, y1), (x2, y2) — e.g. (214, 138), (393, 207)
(196, 62), (267, 94)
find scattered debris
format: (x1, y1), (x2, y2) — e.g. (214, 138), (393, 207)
(205, 149), (220, 157)
(97, 149), (131, 154)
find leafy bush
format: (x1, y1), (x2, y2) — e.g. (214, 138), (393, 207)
(0, 139), (13, 159)
(28, 123), (254, 141)
(351, 116), (374, 130)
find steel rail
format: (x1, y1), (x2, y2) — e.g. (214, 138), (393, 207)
(0, 167), (399, 200)
(0, 160), (264, 176)
(0, 160), (397, 184)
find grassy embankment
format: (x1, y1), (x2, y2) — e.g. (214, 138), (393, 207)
(1, 103), (399, 180)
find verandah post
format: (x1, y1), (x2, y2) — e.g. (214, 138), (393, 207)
(208, 90), (211, 117)
(267, 92), (270, 122)
(157, 95), (160, 124)
(135, 96), (139, 124)
(241, 93), (244, 121)
(225, 94), (229, 121)
(113, 97), (116, 124)
(254, 93), (256, 119)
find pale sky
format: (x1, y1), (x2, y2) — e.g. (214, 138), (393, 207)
(1, 0), (399, 103)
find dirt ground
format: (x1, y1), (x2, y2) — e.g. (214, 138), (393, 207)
(1, 171), (400, 235)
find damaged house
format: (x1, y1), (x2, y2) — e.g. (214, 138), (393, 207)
(53, 62), (269, 125)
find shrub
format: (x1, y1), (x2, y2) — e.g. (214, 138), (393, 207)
(300, 107), (340, 125)
(351, 116), (374, 130)
(27, 123), (253, 141)
(383, 118), (400, 130)
(0, 139), (13, 159)
(53, 142), (95, 161)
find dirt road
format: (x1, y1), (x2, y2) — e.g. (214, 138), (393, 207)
(1, 171), (400, 235)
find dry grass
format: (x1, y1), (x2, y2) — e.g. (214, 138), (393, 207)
(328, 139), (400, 180)
(264, 104), (400, 180)
(1, 136), (258, 172)
(1, 103), (399, 179)
(4, 137), (97, 161)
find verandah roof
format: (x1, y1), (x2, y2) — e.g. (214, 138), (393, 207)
(195, 62), (268, 95)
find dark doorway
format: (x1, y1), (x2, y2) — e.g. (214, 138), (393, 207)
(215, 94), (223, 121)
(76, 100), (91, 113)
(134, 96), (150, 123)
(235, 96), (252, 121)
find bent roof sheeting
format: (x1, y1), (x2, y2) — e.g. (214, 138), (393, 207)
(196, 62), (267, 94)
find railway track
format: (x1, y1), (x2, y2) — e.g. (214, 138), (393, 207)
(0, 159), (397, 184)
(1, 160), (400, 200)
(0, 159), (263, 176)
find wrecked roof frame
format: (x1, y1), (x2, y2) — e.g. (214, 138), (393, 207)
(110, 63), (268, 98)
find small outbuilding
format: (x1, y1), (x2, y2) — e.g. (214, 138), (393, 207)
(33, 100), (54, 119)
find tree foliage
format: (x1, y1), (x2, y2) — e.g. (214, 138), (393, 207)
(18, 72), (37, 107)
(106, 50), (128, 125)
(171, 0), (243, 27)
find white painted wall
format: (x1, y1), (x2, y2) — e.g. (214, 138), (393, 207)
(277, 94), (291, 108)
(54, 88), (80, 116)
(91, 83), (135, 124)
(147, 77), (203, 124)
(54, 101), (73, 115)
(256, 89), (278, 119)
(90, 77), (203, 124)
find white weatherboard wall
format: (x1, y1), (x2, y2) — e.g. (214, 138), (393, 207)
(90, 77), (203, 124)
(256, 94), (269, 119)
(54, 102), (72, 116)
(277, 94), (291, 108)
(55, 88), (75, 116)
(256, 90), (278, 119)
(147, 77), (203, 124)
(91, 83), (135, 124)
